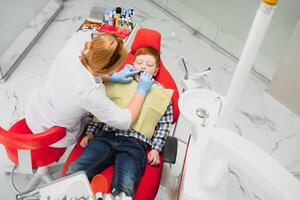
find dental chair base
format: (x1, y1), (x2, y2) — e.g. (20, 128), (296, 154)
(179, 137), (227, 200)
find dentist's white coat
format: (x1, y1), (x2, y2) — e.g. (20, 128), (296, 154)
(25, 32), (131, 147)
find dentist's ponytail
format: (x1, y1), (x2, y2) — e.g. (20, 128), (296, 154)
(80, 33), (127, 75)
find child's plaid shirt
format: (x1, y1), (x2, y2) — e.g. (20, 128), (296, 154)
(85, 102), (173, 152)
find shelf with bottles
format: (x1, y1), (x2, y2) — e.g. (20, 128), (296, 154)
(78, 6), (135, 40)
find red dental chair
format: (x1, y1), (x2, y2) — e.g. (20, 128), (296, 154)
(0, 119), (66, 192)
(61, 28), (180, 200)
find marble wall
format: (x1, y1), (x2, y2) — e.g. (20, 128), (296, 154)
(269, 18), (300, 117)
(150, 0), (300, 81)
(0, 0), (48, 55)
(0, 0), (63, 82)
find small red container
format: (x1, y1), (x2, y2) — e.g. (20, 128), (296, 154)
(98, 24), (131, 39)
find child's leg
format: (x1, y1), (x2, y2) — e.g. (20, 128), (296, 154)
(111, 136), (147, 197)
(67, 132), (115, 181)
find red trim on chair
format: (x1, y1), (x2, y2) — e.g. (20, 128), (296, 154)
(0, 119), (66, 169)
(2, 119), (66, 149)
(131, 28), (161, 54)
(176, 134), (191, 200)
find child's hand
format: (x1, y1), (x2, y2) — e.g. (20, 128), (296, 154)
(147, 149), (160, 166)
(80, 134), (94, 148)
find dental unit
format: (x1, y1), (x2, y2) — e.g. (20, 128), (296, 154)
(181, 57), (212, 91)
(177, 0), (300, 200)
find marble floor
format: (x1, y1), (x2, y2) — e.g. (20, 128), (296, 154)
(0, 0), (300, 199)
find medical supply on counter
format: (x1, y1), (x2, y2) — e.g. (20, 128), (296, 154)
(104, 7), (135, 30)
(104, 7), (115, 25)
(114, 7), (122, 28)
(79, 6), (136, 40)
(87, 6), (104, 23)
(81, 20), (102, 32)
(98, 24), (131, 39)
(16, 172), (94, 200)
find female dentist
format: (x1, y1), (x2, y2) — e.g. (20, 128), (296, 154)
(25, 33), (153, 148)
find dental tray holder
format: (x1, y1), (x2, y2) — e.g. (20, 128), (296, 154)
(16, 171), (93, 200)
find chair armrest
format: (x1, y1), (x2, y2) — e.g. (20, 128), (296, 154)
(0, 126), (66, 149)
(163, 136), (178, 164)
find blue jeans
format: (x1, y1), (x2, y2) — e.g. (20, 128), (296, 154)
(67, 131), (147, 197)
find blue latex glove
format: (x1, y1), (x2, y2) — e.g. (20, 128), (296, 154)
(136, 72), (154, 96)
(109, 64), (140, 83)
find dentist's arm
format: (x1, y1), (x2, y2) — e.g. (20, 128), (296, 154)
(102, 64), (139, 83)
(84, 72), (153, 129)
(127, 72), (154, 125)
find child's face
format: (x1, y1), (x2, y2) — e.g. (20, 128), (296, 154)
(133, 55), (159, 76)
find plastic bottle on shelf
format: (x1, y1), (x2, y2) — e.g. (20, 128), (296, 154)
(115, 7), (122, 28)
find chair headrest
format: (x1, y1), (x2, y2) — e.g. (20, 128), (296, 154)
(131, 28), (161, 54)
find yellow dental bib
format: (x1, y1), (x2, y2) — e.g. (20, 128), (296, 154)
(94, 80), (173, 138)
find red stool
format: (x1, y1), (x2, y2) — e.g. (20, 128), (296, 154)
(0, 119), (66, 192)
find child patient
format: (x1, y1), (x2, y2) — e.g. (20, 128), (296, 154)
(67, 47), (173, 200)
